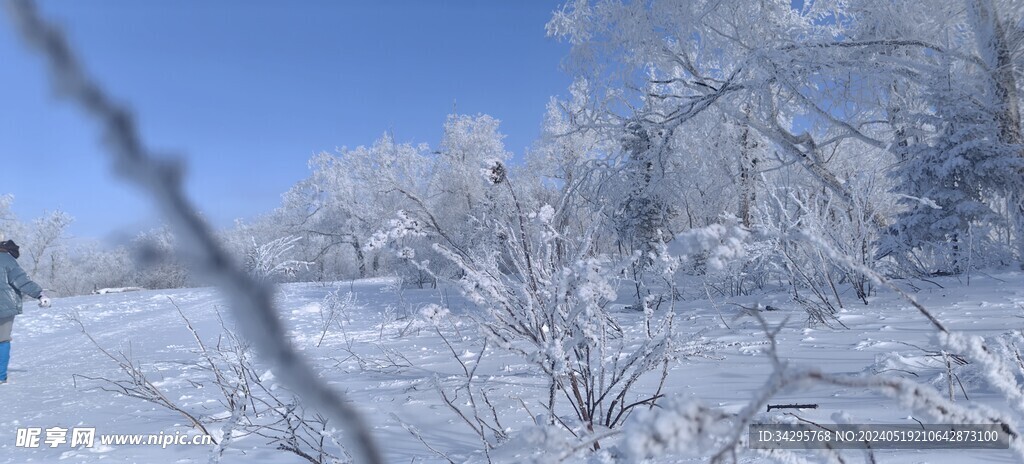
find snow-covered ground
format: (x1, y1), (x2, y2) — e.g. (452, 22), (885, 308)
(2, 272), (1023, 463)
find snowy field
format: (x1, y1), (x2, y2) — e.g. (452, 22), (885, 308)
(1, 272), (1022, 463)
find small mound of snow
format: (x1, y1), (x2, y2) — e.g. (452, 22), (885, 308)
(93, 287), (145, 295)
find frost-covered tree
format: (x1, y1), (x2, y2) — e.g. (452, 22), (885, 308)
(546, 0), (865, 211)
(615, 121), (675, 266)
(276, 152), (384, 279)
(855, 0), (1024, 272)
(525, 79), (614, 192)
(372, 157), (684, 446)
(266, 133), (437, 282)
(22, 209), (73, 288)
(56, 243), (135, 295)
(524, 78), (621, 267)
(0, 194), (16, 232)
(434, 114), (511, 216)
(0, 194), (144, 295)
(883, 59), (1024, 273)
(425, 114), (515, 279)
(546, 0), (890, 239)
(548, 0), (1024, 276)
(132, 226), (190, 289)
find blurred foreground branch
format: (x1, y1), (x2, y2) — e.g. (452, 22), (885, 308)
(4, 1), (382, 462)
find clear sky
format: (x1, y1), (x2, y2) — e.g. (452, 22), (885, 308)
(0, 1), (571, 243)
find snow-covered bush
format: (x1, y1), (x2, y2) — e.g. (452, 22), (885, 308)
(243, 235), (311, 282)
(750, 179), (887, 326)
(370, 171), (682, 451)
(316, 287), (357, 348)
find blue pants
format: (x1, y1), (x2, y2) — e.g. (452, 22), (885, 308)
(0, 315), (11, 381)
(0, 341), (9, 381)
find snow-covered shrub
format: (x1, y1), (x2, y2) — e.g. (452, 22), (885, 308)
(870, 349), (976, 402)
(753, 181), (884, 326)
(316, 287), (357, 348)
(390, 177), (681, 450)
(352, 140), (686, 454)
(700, 238), (775, 298)
(244, 235), (311, 282)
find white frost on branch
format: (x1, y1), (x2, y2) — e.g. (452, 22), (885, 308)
(621, 399), (727, 460)
(666, 216), (750, 271)
(418, 303), (450, 325)
(364, 210), (427, 251)
(529, 204), (556, 225)
(895, 193), (943, 210)
(576, 258), (616, 303)
(244, 235), (311, 281)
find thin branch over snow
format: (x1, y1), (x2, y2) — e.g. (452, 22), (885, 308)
(3, 2), (382, 462)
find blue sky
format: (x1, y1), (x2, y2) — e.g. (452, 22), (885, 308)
(0, 1), (571, 243)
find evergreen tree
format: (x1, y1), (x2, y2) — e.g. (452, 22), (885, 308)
(883, 58), (1024, 273)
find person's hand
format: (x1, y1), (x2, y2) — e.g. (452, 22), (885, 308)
(38, 295), (51, 308)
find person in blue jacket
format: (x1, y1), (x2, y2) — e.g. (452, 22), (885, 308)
(0, 239), (50, 384)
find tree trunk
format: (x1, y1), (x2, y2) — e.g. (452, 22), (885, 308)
(351, 239), (367, 278)
(738, 122), (758, 228)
